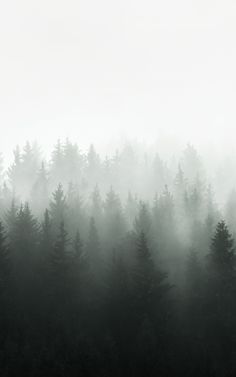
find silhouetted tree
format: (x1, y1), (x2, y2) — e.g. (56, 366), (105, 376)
(50, 183), (67, 235)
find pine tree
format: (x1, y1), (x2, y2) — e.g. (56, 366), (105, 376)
(67, 182), (85, 237)
(31, 161), (49, 215)
(208, 220), (235, 275)
(0, 222), (9, 294)
(91, 185), (103, 224)
(134, 201), (152, 238)
(50, 183), (67, 234)
(107, 250), (131, 331)
(63, 139), (84, 184)
(13, 202), (39, 255)
(71, 229), (88, 301)
(7, 146), (22, 194)
(20, 141), (40, 198)
(174, 164), (187, 211)
(152, 153), (168, 193)
(181, 144), (203, 183)
(50, 139), (64, 186)
(86, 217), (102, 279)
(104, 187), (125, 251)
(5, 199), (18, 243)
(86, 144), (100, 186)
(40, 209), (53, 261)
(73, 229), (84, 262)
(125, 192), (138, 229)
(106, 250), (134, 369)
(133, 232), (169, 319)
(205, 221), (236, 372)
(51, 221), (71, 279)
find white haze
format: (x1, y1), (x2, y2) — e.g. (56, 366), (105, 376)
(0, 0), (236, 162)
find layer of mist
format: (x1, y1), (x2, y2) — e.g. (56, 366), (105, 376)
(0, 139), (235, 376)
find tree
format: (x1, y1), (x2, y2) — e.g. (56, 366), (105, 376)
(86, 217), (101, 275)
(40, 209), (53, 262)
(31, 162), (49, 216)
(152, 153), (169, 193)
(13, 202), (39, 256)
(104, 187), (126, 252)
(90, 185), (103, 226)
(63, 139), (84, 184)
(132, 232), (171, 376)
(133, 232), (170, 320)
(0, 222), (10, 294)
(208, 220), (235, 275)
(71, 229), (88, 303)
(106, 250), (133, 371)
(50, 222), (72, 306)
(67, 182), (85, 237)
(51, 221), (71, 278)
(181, 144), (203, 184)
(174, 164), (187, 212)
(49, 183), (67, 235)
(21, 141), (40, 198)
(4, 199), (18, 243)
(134, 201), (152, 239)
(7, 146), (22, 194)
(205, 221), (236, 372)
(73, 229), (84, 262)
(86, 144), (101, 187)
(50, 139), (65, 187)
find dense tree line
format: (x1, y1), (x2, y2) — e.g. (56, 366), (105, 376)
(0, 141), (235, 376)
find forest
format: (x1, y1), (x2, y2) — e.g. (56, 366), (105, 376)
(0, 140), (236, 376)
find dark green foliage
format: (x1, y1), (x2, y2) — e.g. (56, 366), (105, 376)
(51, 221), (71, 279)
(133, 232), (170, 317)
(50, 183), (67, 234)
(0, 221), (9, 294)
(1, 141), (236, 377)
(86, 217), (102, 276)
(208, 220), (235, 272)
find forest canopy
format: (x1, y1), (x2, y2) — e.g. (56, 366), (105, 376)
(0, 140), (236, 377)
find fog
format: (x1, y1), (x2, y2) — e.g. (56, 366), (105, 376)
(1, 1), (236, 376)
(1, 0), (236, 159)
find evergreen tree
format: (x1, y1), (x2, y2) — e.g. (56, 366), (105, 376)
(125, 192), (138, 229)
(0, 222), (9, 294)
(133, 232), (169, 319)
(205, 221), (236, 371)
(50, 139), (64, 186)
(73, 229), (84, 262)
(104, 187), (125, 251)
(7, 145), (22, 194)
(91, 185), (103, 224)
(4, 198), (18, 243)
(181, 144), (203, 183)
(208, 220), (235, 275)
(67, 182), (85, 237)
(86, 144), (100, 186)
(40, 209), (53, 262)
(49, 183), (67, 235)
(86, 217), (103, 282)
(134, 201), (152, 238)
(51, 221), (71, 281)
(31, 161), (49, 215)
(63, 139), (84, 184)
(106, 250), (133, 371)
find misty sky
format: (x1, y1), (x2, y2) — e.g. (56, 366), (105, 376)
(0, 0), (236, 159)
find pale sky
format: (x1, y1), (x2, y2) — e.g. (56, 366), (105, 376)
(0, 0), (236, 160)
